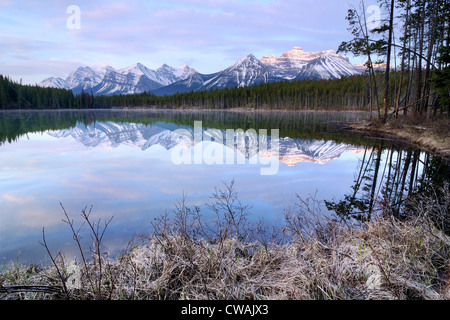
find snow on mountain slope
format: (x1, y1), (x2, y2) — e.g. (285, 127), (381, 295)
(154, 64), (194, 86)
(38, 46), (363, 96)
(153, 55), (282, 95)
(262, 47), (360, 80)
(91, 63), (115, 76)
(353, 63), (390, 73)
(152, 71), (217, 96)
(90, 63), (166, 96)
(261, 47), (337, 79)
(38, 77), (70, 90)
(199, 54), (281, 90)
(117, 63), (156, 86)
(66, 66), (111, 94)
(39, 64), (114, 93)
(93, 70), (164, 96)
(295, 50), (360, 80)
(156, 48), (360, 95)
(39, 62), (195, 96)
(91, 63), (196, 96)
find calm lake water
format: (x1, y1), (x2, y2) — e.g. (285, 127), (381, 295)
(0, 109), (447, 265)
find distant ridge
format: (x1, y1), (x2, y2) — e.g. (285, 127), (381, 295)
(39, 46), (362, 96)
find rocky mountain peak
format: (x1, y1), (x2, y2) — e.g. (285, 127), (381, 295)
(38, 46), (362, 96)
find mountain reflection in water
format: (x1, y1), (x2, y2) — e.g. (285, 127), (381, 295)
(46, 120), (368, 167)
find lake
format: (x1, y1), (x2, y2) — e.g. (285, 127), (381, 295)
(0, 109), (448, 265)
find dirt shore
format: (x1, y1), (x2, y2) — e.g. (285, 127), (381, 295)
(344, 116), (450, 160)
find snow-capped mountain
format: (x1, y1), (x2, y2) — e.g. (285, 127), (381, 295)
(39, 77), (70, 90)
(39, 64), (114, 94)
(154, 64), (194, 86)
(261, 47), (359, 81)
(200, 54), (282, 89)
(261, 46), (334, 79)
(154, 54), (282, 95)
(46, 122), (365, 166)
(295, 50), (360, 80)
(67, 65), (115, 94)
(112, 63), (194, 88)
(92, 63), (165, 96)
(155, 48), (360, 95)
(152, 71), (217, 96)
(39, 63), (195, 96)
(353, 62), (390, 73)
(38, 46), (362, 96)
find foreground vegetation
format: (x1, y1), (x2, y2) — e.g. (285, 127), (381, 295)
(1, 182), (448, 300)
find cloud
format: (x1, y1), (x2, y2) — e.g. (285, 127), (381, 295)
(1, 0), (367, 83)
(3, 194), (35, 204)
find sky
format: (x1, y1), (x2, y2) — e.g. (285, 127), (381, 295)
(0, 0), (379, 85)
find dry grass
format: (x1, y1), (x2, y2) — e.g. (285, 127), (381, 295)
(1, 184), (449, 300)
(347, 115), (450, 160)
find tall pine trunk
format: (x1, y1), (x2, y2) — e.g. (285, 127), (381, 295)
(415, 0), (426, 114)
(396, 0), (411, 118)
(383, 0), (396, 122)
(422, 0), (438, 115)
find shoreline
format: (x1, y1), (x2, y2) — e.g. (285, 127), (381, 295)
(0, 107), (371, 113)
(2, 107), (447, 158)
(343, 117), (450, 161)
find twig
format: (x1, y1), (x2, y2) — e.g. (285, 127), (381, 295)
(0, 285), (63, 294)
(39, 227), (69, 297)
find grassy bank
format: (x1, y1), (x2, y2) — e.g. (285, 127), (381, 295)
(1, 183), (449, 300)
(345, 115), (450, 161)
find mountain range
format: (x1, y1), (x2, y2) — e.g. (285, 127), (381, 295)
(39, 47), (363, 97)
(46, 121), (365, 166)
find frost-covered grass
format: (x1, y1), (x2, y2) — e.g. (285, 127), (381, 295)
(1, 184), (449, 300)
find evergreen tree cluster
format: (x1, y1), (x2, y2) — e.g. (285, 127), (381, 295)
(1, 73), (375, 111)
(109, 76), (372, 111)
(0, 75), (76, 110)
(339, 0), (450, 120)
(0, 75), (99, 110)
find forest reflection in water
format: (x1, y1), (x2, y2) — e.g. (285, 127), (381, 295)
(325, 139), (449, 234)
